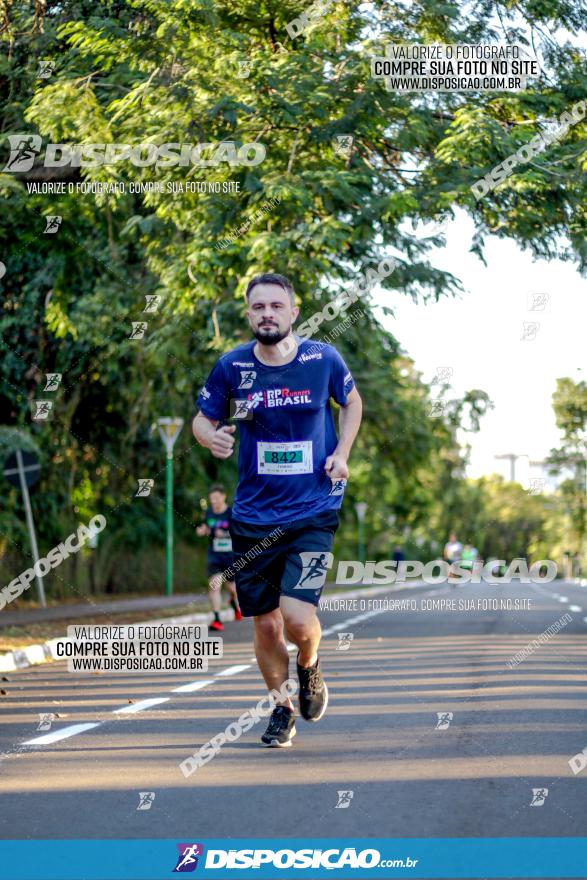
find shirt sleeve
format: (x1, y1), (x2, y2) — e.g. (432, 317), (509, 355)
(196, 359), (231, 421)
(328, 348), (355, 406)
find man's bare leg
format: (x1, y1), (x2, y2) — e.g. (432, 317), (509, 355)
(280, 595), (321, 667)
(281, 595), (328, 722)
(209, 574), (222, 613)
(253, 607), (293, 709)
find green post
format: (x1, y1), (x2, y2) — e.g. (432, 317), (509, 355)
(157, 418), (184, 597)
(165, 453), (174, 595)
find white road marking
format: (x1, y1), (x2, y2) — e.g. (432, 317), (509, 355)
(323, 607), (385, 637)
(215, 664), (251, 677)
(559, 596), (569, 602)
(569, 605), (582, 613)
(113, 697), (170, 714)
(171, 680), (214, 693)
(23, 723), (101, 746)
(15, 596), (406, 749)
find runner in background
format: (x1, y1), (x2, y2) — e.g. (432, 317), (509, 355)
(460, 543), (478, 573)
(196, 484), (242, 632)
(443, 531), (463, 586)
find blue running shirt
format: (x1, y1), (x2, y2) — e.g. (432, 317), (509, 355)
(196, 339), (355, 524)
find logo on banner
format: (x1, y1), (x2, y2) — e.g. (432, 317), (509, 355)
(173, 843), (204, 872)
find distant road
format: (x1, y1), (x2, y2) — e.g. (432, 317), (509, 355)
(1, 579), (586, 840)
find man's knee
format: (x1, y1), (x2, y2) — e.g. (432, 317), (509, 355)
(254, 612), (282, 641)
(283, 614), (316, 642)
(209, 574), (222, 591)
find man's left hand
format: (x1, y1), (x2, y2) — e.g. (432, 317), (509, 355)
(324, 453), (349, 482)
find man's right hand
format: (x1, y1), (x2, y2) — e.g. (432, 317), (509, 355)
(210, 424), (236, 459)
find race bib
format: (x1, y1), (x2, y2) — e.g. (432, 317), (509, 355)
(213, 537), (232, 553)
(257, 441), (313, 475)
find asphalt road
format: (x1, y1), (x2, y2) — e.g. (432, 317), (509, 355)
(1, 579), (586, 842)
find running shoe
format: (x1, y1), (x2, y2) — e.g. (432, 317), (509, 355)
(261, 705), (296, 747)
(297, 654), (328, 722)
(210, 619), (224, 632)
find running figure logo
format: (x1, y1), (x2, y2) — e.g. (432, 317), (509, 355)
(44, 373), (62, 391)
(37, 713), (55, 731)
(292, 551), (334, 590)
(530, 788), (548, 806)
(32, 400), (53, 420)
(521, 321), (540, 342)
(335, 790), (354, 809)
(2, 134), (42, 172)
(230, 399), (254, 420)
(333, 135), (353, 157)
(136, 791), (155, 811)
(528, 292), (550, 311)
(44, 215), (62, 234)
(129, 322), (148, 340)
(173, 843), (204, 872)
(238, 370), (256, 389)
(144, 294), (162, 313)
(428, 400), (445, 418)
(336, 632), (354, 651)
(432, 366), (453, 384)
(329, 479), (347, 496)
(435, 712), (453, 730)
(136, 479), (154, 497)
(37, 60), (55, 79)
(528, 478), (547, 495)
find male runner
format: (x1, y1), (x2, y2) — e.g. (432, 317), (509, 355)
(444, 531), (463, 586)
(196, 484), (242, 631)
(193, 273), (362, 747)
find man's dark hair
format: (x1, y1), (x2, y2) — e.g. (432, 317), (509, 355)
(209, 483), (226, 495)
(245, 273), (295, 304)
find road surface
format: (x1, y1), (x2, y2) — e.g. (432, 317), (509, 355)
(1, 579), (586, 842)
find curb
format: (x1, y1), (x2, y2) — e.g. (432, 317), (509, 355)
(0, 581), (425, 673)
(0, 609), (218, 674)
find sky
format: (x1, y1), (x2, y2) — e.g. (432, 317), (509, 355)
(371, 210), (586, 483)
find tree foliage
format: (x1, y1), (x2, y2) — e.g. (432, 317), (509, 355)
(1, 0), (583, 594)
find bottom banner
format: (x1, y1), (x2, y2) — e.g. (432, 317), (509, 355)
(0, 838), (586, 879)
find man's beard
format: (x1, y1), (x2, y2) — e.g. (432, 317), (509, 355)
(253, 323), (290, 345)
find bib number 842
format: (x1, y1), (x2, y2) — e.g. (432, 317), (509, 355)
(265, 451), (302, 464)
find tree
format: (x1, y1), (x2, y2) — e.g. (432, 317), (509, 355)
(2, 0), (581, 594)
(548, 377), (587, 561)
